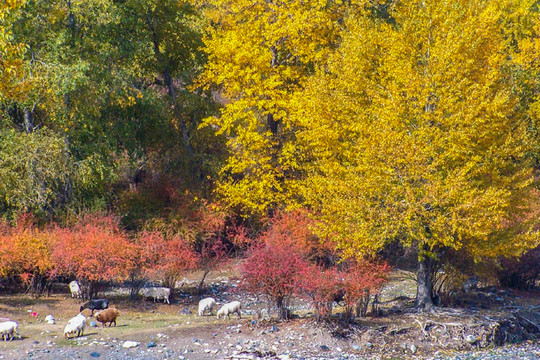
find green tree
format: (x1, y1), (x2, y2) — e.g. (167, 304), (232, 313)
(295, 0), (540, 310)
(3, 0), (221, 220)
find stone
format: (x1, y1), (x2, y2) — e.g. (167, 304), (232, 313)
(122, 341), (140, 349)
(181, 308), (192, 315)
(270, 325), (279, 333)
(89, 321), (97, 327)
(45, 315), (55, 325)
(90, 352), (100, 358)
(410, 344), (417, 354)
(146, 342), (157, 348)
(320, 345), (330, 351)
(352, 344), (362, 351)
(465, 335), (478, 344)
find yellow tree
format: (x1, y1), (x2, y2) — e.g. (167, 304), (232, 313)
(0, 0), (28, 101)
(198, 0), (366, 216)
(295, 0), (540, 310)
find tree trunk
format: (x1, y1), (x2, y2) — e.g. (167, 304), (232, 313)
(415, 255), (434, 312)
(276, 297), (289, 320)
(197, 269), (210, 295)
(23, 107), (34, 133)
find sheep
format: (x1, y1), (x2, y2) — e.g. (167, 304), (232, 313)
(198, 297), (216, 316)
(0, 321), (20, 341)
(80, 299), (109, 315)
(216, 301), (242, 319)
(45, 314), (55, 325)
(69, 280), (82, 299)
(140, 287), (170, 304)
(95, 308), (120, 327)
(64, 313), (86, 339)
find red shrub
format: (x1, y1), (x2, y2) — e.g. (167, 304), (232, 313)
(240, 240), (310, 319)
(299, 266), (343, 320)
(341, 260), (391, 318)
(262, 210), (334, 263)
(299, 260), (390, 320)
(50, 214), (138, 298)
(0, 214), (55, 296)
(137, 230), (198, 288)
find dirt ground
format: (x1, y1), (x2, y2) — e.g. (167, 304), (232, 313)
(0, 271), (538, 360)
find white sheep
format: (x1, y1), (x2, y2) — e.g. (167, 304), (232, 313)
(140, 287), (170, 304)
(216, 301), (242, 319)
(45, 314), (55, 325)
(198, 297), (216, 316)
(0, 321), (20, 341)
(64, 313), (86, 339)
(69, 280), (82, 299)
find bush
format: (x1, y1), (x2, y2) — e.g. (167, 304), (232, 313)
(299, 260), (390, 321)
(240, 240), (309, 319)
(0, 214), (55, 297)
(299, 266), (342, 320)
(50, 214), (138, 299)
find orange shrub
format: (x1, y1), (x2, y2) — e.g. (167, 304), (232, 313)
(50, 214), (137, 298)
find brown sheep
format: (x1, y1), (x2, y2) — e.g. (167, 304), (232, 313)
(95, 308), (119, 327)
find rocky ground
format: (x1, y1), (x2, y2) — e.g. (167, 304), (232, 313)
(0, 272), (538, 360)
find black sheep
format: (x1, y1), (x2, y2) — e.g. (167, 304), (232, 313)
(80, 299), (109, 315)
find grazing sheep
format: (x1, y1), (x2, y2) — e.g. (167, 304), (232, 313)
(95, 308), (120, 327)
(140, 287), (170, 304)
(80, 299), (109, 315)
(69, 280), (82, 299)
(0, 321), (20, 341)
(198, 297), (217, 316)
(45, 315), (55, 325)
(216, 301), (242, 319)
(64, 314), (86, 339)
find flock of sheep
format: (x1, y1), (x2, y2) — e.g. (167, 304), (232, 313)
(0, 280), (243, 341)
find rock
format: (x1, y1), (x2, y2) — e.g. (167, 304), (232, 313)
(146, 341), (157, 348)
(336, 347), (342, 352)
(122, 341), (140, 349)
(352, 344), (362, 351)
(465, 334), (478, 344)
(90, 352), (100, 358)
(410, 344), (417, 354)
(269, 325), (279, 333)
(365, 342), (373, 348)
(320, 345), (330, 351)
(181, 308), (192, 315)
(277, 355), (291, 360)
(89, 321), (97, 327)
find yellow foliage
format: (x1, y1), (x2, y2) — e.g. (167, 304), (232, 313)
(294, 0), (540, 260)
(0, 0), (29, 101)
(198, 0), (367, 215)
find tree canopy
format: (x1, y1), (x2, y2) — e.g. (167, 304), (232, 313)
(293, 0), (540, 308)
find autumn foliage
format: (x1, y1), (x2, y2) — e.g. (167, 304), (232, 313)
(0, 215), (54, 296)
(299, 260), (390, 320)
(241, 240), (309, 320)
(50, 215), (137, 298)
(137, 230), (198, 289)
(240, 211), (390, 320)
